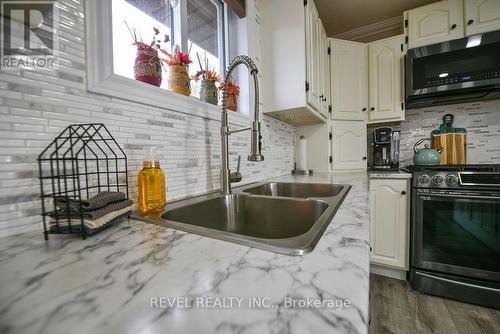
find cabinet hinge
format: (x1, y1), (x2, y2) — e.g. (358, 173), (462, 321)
(329, 156), (333, 164)
(400, 43), (403, 52)
(405, 36), (408, 44)
(401, 102), (404, 111)
(404, 19), (408, 28)
(328, 105), (332, 113)
(303, 0), (307, 6)
(327, 46), (331, 55)
(329, 132), (332, 140)
(305, 81), (309, 92)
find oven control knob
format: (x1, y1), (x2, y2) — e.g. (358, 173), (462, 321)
(431, 175), (444, 184)
(418, 175), (430, 184)
(445, 174), (458, 185)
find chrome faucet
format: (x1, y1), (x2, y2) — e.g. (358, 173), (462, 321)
(220, 55), (264, 195)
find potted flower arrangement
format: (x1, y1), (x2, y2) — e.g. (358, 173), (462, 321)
(160, 47), (192, 96)
(192, 66), (220, 105)
(125, 22), (168, 87)
(191, 53), (221, 105)
(219, 78), (240, 112)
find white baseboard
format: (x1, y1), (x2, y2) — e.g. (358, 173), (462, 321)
(370, 264), (407, 280)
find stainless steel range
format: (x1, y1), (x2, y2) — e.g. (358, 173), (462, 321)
(409, 164), (500, 309)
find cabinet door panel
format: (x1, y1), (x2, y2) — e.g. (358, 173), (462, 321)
(368, 35), (404, 123)
(407, 0), (464, 49)
(305, 0), (321, 111)
(465, 0), (500, 36)
(370, 179), (409, 269)
(330, 40), (368, 121)
(330, 121), (366, 170)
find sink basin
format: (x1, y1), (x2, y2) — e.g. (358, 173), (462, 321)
(133, 182), (351, 255)
(162, 194), (328, 239)
(243, 182), (344, 198)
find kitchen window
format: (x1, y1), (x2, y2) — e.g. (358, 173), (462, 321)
(87, 1), (251, 124)
(111, 0), (225, 95)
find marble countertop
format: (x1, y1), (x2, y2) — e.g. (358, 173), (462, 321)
(0, 172), (370, 334)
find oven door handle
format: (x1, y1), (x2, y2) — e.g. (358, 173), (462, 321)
(417, 193), (500, 201)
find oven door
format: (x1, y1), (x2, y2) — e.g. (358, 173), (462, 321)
(412, 189), (500, 281)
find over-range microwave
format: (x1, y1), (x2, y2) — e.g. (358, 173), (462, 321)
(406, 30), (500, 109)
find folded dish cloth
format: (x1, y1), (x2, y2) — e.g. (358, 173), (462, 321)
(49, 204), (133, 230)
(55, 191), (126, 212)
(50, 199), (133, 220)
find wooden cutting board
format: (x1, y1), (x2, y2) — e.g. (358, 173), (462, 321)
(431, 133), (467, 165)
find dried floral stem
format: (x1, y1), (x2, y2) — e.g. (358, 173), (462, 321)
(204, 52), (208, 75)
(197, 55), (204, 78)
(124, 20), (137, 42)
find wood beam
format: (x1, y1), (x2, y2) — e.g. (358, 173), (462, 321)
(224, 0), (245, 18)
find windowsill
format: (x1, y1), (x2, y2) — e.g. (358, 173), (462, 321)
(90, 72), (251, 126)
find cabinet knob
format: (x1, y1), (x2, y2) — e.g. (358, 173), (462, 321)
(467, 19), (474, 25)
(370, 107), (375, 111)
(362, 156), (367, 160)
(401, 191), (407, 195)
(362, 107), (367, 111)
(322, 97), (327, 102)
(319, 94), (324, 99)
(450, 24), (457, 30)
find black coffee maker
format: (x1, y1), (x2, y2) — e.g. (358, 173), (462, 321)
(372, 127), (400, 170)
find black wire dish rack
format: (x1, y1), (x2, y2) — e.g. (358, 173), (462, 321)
(38, 124), (129, 240)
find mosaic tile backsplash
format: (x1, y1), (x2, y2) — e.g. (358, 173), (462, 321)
(0, 0), (295, 236)
(368, 100), (500, 167)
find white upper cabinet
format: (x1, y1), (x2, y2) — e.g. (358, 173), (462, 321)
(260, 0), (327, 125)
(319, 23), (330, 119)
(368, 35), (405, 124)
(330, 39), (368, 121)
(406, 0), (464, 49)
(370, 178), (410, 269)
(464, 0), (500, 36)
(305, 0), (321, 112)
(330, 121), (367, 171)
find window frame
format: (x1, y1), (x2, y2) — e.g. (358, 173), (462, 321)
(85, 0), (250, 126)
(178, 0), (226, 73)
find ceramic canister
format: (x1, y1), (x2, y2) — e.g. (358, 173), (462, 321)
(168, 65), (191, 96)
(200, 79), (218, 105)
(134, 46), (162, 87)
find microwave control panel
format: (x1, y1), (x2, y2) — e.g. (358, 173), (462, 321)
(425, 70), (500, 88)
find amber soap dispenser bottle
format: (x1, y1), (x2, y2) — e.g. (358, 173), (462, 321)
(138, 147), (166, 214)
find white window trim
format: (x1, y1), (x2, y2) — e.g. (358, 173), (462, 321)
(85, 0), (251, 126)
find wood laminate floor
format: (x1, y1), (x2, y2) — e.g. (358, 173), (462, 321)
(369, 274), (500, 334)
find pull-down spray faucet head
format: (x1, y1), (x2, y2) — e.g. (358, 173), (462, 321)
(221, 56), (264, 162)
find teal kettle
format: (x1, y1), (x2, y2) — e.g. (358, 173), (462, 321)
(413, 138), (443, 165)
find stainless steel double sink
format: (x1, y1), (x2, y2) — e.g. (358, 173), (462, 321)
(133, 182), (351, 255)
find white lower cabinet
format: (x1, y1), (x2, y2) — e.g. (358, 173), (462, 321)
(330, 121), (367, 171)
(369, 178), (410, 273)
